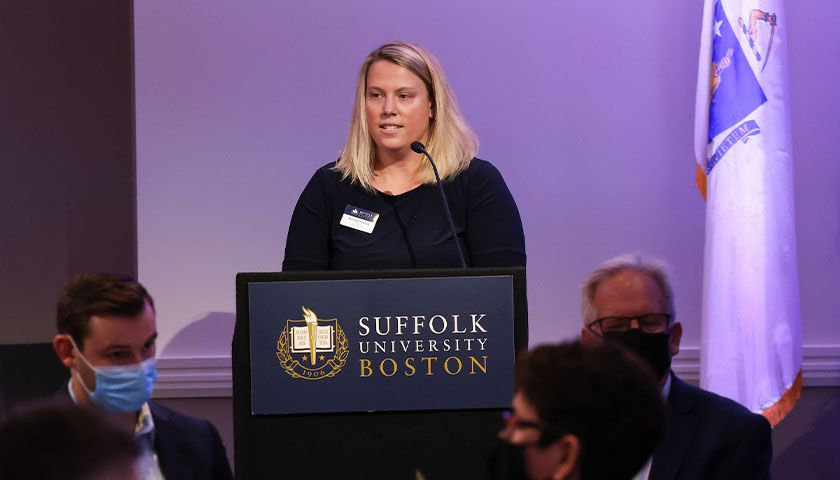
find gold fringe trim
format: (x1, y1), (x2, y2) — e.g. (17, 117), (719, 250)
(761, 370), (802, 428)
(696, 164), (707, 201)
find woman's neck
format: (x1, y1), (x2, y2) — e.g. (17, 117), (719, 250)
(372, 149), (425, 195)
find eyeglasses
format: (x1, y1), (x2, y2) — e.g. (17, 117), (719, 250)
(586, 313), (671, 335)
(501, 410), (558, 446)
(502, 410), (547, 432)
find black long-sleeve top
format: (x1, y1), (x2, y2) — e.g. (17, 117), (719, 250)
(282, 158), (526, 271)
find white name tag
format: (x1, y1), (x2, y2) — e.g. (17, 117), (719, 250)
(340, 205), (379, 234)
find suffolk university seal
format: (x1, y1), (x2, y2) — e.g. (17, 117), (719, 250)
(277, 306), (348, 380)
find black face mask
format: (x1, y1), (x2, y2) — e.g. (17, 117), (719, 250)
(602, 329), (672, 380)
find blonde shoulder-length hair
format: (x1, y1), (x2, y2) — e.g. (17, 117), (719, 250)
(333, 41), (479, 191)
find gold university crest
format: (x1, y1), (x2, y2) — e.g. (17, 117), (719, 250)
(277, 306), (348, 380)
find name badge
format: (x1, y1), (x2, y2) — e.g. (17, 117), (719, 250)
(340, 205), (379, 234)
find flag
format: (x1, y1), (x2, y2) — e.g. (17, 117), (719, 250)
(695, 0), (802, 426)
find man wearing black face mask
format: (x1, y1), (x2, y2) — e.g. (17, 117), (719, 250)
(580, 254), (772, 480)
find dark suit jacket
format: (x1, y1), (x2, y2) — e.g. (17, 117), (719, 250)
(150, 401), (233, 480)
(54, 387), (233, 479)
(649, 373), (772, 480)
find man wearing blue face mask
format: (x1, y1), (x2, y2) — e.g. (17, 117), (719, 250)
(579, 254), (772, 480)
(51, 273), (233, 480)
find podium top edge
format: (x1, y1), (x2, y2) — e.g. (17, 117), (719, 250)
(236, 267), (526, 284)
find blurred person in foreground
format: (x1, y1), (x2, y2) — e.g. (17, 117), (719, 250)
(581, 253), (772, 479)
(51, 273), (233, 480)
(0, 405), (139, 480)
(496, 340), (666, 480)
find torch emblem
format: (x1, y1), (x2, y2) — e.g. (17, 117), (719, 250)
(276, 306), (348, 380)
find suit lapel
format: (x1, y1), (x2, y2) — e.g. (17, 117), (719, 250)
(150, 403), (190, 480)
(649, 374), (701, 480)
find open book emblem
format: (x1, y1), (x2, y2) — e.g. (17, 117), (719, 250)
(277, 306), (348, 380)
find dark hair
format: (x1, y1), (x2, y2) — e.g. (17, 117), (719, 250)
(0, 405), (139, 480)
(515, 341), (666, 480)
(56, 273), (154, 350)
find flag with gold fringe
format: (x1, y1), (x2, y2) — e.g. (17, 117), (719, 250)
(694, 0), (801, 426)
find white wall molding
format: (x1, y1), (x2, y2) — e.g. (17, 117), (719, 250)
(670, 345), (701, 384)
(152, 356), (232, 398)
(798, 345), (840, 387)
(152, 345), (840, 398)
(672, 345), (840, 387)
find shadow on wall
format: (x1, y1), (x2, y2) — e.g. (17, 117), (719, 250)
(162, 312), (236, 357)
(772, 388), (840, 478)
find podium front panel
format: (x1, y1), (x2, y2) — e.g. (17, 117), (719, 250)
(248, 275), (515, 415)
(234, 268), (527, 480)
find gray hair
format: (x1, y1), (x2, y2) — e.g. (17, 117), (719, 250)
(580, 253), (676, 326)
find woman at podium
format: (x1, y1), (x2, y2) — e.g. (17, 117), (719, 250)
(282, 41), (525, 271)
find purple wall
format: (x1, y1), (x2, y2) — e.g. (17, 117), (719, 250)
(134, 0), (839, 365)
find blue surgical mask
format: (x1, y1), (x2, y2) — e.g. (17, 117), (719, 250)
(69, 336), (157, 413)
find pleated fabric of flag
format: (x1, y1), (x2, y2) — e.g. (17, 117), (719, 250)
(694, 0), (802, 426)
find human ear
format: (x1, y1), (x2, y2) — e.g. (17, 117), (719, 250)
(53, 334), (77, 370)
(669, 322), (683, 357)
(552, 434), (581, 480)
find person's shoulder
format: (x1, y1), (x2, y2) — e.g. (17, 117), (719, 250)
(149, 401), (233, 478)
(463, 157), (501, 176)
(305, 160), (357, 193)
(457, 157), (507, 186)
(310, 161), (343, 183)
(315, 160), (340, 174)
(149, 401), (217, 433)
(149, 400), (199, 423)
(674, 376), (768, 425)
